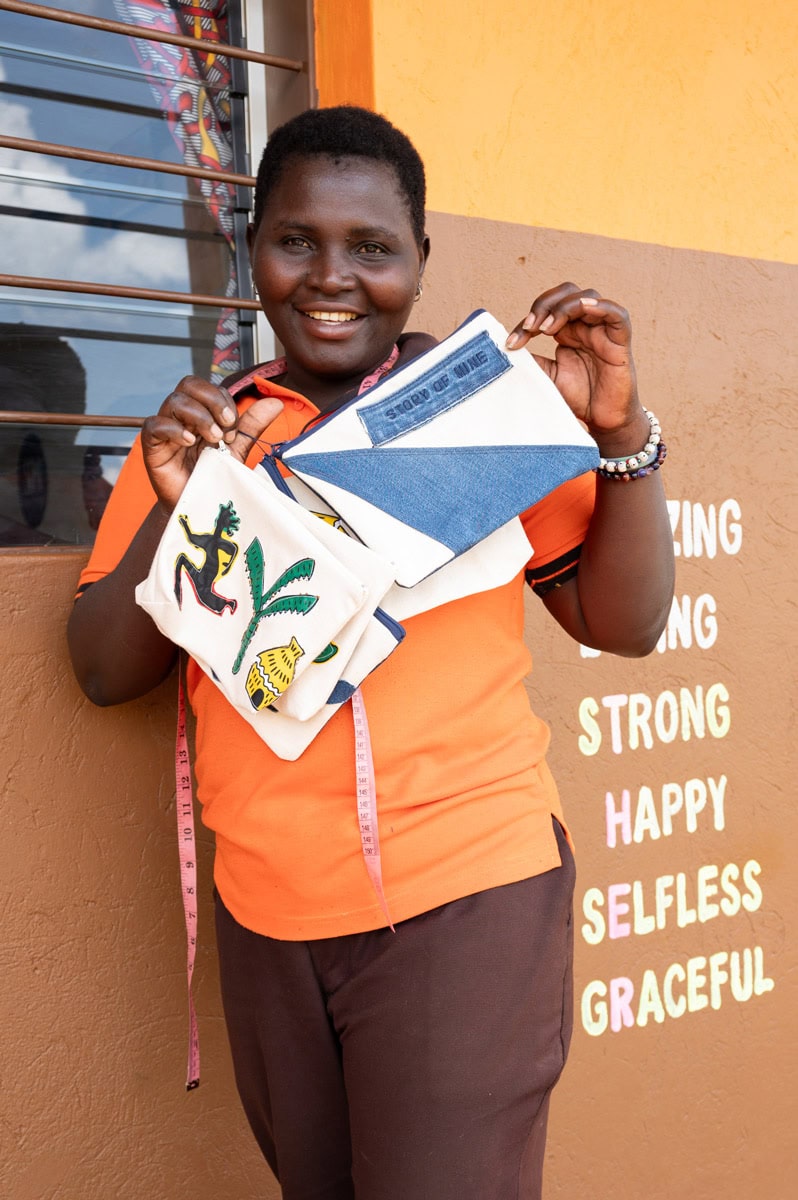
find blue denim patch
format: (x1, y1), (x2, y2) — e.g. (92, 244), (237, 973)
(357, 331), (511, 446)
(284, 444), (599, 554)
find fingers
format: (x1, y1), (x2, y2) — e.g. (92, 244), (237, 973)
(505, 283), (629, 351)
(227, 397), (285, 463)
(144, 376), (239, 450)
(140, 378), (283, 513)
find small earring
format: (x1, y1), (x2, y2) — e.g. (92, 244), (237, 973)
(414, 282), (423, 303)
(252, 280), (259, 298)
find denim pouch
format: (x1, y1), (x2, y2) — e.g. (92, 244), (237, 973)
(277, 309), (599, 587)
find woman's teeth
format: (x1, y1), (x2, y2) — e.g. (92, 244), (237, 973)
(304, 311), (359, 323)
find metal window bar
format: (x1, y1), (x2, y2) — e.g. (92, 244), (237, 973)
(0, 133), (256, 188)
(0, 411), (144, 428)
(0, 273), (261, 309)
(227, 1), (257, 341)
(0, 37), (232, 90)
(0, 1), (305, 71)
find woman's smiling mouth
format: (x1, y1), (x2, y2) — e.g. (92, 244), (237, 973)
(301, 310), (361, 323)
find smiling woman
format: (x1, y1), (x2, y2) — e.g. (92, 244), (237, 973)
(245, 105), (429, 410)
(249, 155), (427, 409)
(68, 103), (675, 1200)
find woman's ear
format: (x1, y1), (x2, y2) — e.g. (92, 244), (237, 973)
(419, 234), (431, 278)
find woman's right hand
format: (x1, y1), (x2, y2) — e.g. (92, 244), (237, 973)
(141, 376), (284, 514)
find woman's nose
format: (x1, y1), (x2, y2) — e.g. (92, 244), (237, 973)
(306, 245), (354, 293)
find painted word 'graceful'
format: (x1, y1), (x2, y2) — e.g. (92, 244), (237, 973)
(581, 945), (773, 1036)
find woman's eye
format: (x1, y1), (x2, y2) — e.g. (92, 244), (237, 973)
(358, 242), (388, 256)
(283, 236), (312, 249)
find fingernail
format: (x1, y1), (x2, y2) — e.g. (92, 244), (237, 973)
(521, 314), (537, 331)
(540, 314), (555, 332)
(220, 406), (235, 425)
(505, 332), (521, 349)
(224, 430), (236, 443)
(581, 297), (599, 307)
(210, 423), (224, 440)
(182, 430), (196, 445)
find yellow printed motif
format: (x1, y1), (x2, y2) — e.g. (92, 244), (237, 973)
(314, 512), (346, 532)
(246, 637), (305, 711)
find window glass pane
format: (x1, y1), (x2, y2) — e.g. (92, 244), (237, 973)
(0, 0), (252, 546)
(0, 420), (137, 547)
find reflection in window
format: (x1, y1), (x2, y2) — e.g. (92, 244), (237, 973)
(0, 0), (253, 545)
(0, 322), (137, 544)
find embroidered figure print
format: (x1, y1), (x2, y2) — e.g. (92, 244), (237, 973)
(232, 539), (319, 675)
(246, 638), (305, 710)
(173, 501), (240, 615)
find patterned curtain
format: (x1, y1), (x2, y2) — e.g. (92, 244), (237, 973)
(114, 0), (241, 380)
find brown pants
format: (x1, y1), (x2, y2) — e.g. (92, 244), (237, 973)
(215, 819), (575, 1200)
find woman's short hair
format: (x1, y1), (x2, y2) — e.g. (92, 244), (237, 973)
(252, 106), (426, 244)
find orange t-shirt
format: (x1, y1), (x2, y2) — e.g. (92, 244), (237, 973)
(78, 377), (596, 939)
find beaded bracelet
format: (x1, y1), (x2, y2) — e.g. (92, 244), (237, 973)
(597, 440), (668, 481)
(595, 409), (664, 480)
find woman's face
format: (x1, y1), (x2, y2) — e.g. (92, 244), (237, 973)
(248, 154), (428, 408)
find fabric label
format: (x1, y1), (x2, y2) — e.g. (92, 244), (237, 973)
(358, 330), (511, 446)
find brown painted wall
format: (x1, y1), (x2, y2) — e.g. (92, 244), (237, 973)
(1, 551), (275, 1198)
(417, 212), (798, 1196)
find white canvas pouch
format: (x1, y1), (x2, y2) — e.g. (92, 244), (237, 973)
(223, 606), (404, 760)
(135, 445), (401, 757)
(278, 470), (533, 618)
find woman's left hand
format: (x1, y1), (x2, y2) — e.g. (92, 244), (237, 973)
(505, 282), (643, 447)
(507, 281), (675, 658)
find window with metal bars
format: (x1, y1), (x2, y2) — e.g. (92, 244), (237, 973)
(0, 0), (310, 547)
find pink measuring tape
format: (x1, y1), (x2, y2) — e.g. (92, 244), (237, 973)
(175, 671), (200, 1089)
(346, 352), (400, 934)
(173, 349), (399, 1088)
(351, 685), (394, 931)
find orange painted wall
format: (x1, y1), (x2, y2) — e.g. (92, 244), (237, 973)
(365, 0), (798, 264)
(313, 0), (374, 109)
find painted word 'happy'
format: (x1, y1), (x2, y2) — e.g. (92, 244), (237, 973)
(605, 775), (727, 846)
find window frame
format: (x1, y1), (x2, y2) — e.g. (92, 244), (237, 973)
(0, 0), (314, 548)
(0, 0), (312, 434)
